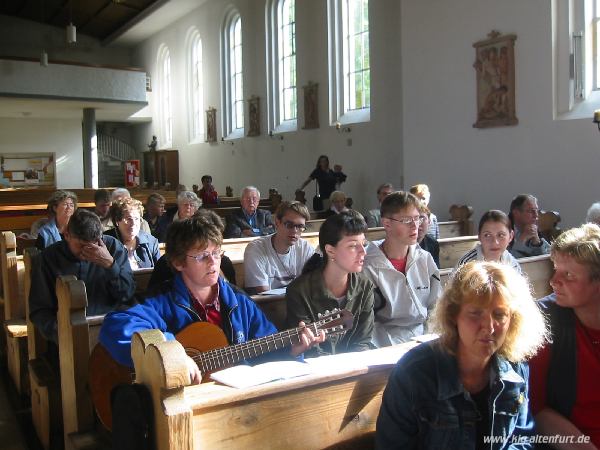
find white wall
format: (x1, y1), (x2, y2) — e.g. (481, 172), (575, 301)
(0, 118), (84, 188)
(132, 0), (403, 211)
(401, 0), (597, 227)
(0, 15), (132, 66)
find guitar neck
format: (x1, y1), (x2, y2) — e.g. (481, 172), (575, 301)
(194, 324), (314, 374)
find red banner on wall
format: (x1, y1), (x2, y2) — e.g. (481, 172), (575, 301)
(125, 160), (140, 187)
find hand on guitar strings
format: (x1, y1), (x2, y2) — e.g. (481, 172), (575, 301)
(289, 321), (326, 357)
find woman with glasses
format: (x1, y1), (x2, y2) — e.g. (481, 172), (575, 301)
(100, 214), (323, 372)
(36, 190), (78, 249)
(104, 198), (160, 270)
(100, 214), (325, 447)
(362, 191), (441, 347)
(285, 210), (375, 356)
(455, 210), (522, 274)
(376, 261), (548, 449)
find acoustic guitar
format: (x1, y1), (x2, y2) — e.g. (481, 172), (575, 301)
(89, 309), (354, 430)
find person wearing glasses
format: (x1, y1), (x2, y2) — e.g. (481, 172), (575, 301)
(285, 211), (375, 357)
(243, 201), (315, 295)
(455, 210), (521, 274)
(363, 191), (441, 347)
(508, 194), (550, 258)
(104, 198), (160, 270)
(35, 189), (78, 249)
(99, 214), (324, 371)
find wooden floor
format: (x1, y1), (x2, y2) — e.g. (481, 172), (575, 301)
(0, 358), (43, 450)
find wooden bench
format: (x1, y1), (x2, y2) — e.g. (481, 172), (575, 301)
(1, 231), (28, 394)
(56, 275), (110, 450)
(438, 254), (553, 300)
(131, 330), (419, 450)
(24, 246), (64, 450)
(307, 219), (466, 238)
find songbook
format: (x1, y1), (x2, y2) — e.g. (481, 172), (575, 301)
(210, 361), (312, 389)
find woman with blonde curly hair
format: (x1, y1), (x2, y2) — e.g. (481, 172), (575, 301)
(104, 197), (160, 270)
(377, 261), (548, 449)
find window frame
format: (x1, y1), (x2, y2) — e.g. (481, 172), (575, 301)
(221, 9), (244, 139)
(157, 44), (173, 148)
(266, 0), (298, 134)
(186, 29), (204, 144)
(328, 0), (371, 126)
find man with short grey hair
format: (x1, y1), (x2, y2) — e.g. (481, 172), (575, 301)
(224, 186), (275, 238)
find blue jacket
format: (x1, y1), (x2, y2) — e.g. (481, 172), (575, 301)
(36, 218), (62, 250)
(376, 341), (534, 450)
(99, 274), (279, 367)
(104, 229), (160, 268)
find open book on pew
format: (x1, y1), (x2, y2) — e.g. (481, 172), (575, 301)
(210, 361), (312, 388)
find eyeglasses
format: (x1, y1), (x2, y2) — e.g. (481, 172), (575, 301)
(283, 221), (306, 232)
(385, 216), (424, 226)
(186, 249), (223, 263)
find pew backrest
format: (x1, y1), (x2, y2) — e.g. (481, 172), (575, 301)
(23, 247), (44, 359)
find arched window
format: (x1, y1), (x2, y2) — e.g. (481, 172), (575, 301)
(221, 10), (244, 137)
(157, 44), (172, 146)
(266, 0), (297, 132)
(187, 29), (204, 142)
(328, 0), (370, 124)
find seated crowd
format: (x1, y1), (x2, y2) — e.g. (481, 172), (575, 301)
(17, 177), (600, 449)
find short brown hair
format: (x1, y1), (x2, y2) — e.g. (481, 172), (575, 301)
(47, 190), (78, 216)
(275, 200), (310, 221)
(409, 184), (430, 198)
(165, 215), (223, 267)
(478, 210), (512, 234)
(551, 223), (600, 281)
(380, 191), (420, 217)
(110, 197), (144, 225)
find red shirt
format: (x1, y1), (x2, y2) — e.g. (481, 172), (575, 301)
(189, 285), (223, 328)
(388, 257), (407, 274)
(199, 188), (219, 205)
(529, 320), (600, 446)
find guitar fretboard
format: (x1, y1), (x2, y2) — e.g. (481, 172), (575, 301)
(192, 323), (318, 374)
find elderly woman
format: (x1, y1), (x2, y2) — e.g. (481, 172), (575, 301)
(36, 190), (78, 249)
(529, 224), (600, 448)
(321, 190), (349, 218)
(156, 190), (201, 242)
(410, 184), (439, 240)
(376, 261), (548, 449)
(104, 198), (160, 270)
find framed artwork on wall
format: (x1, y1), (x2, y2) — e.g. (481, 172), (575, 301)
(0, 153), (55, 187)
(473, 30), (518, 128)
(206, 107), (217, 143)
(247, 96), (260, 137)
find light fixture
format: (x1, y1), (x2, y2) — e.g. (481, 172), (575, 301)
(334, 121), (351, 133)
(66, 23), (76, 44)
(40, 50), (48, 67)
(594, 110), (600, 131)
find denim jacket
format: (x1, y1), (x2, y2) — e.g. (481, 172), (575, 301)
(376, 341), (534, 449)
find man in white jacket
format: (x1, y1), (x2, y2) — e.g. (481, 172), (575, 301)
(363, 191), (442, 347)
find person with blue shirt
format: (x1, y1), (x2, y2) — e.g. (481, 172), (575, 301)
(103, 197), (160, 270)
(224, 186), (275, 238)
(376, 261), (548, 449)
(36, 189), (78, 249)
(99, 214), (323, 380)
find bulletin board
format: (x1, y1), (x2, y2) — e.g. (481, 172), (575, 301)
(0, 153), (56, 187)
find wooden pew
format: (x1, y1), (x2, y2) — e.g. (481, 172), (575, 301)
(56, 275), (110, 450)
(438, 221), (463, 239)
(448, 204), (475, 236)
(437, 235), (479, 269)
(1, 231), (28, 394)
(131, 330), (419, 450)
(438, 254), (553, 300)
(24, 246), (64, 450)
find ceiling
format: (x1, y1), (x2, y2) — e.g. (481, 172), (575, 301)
(0, 0), (206, 46)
